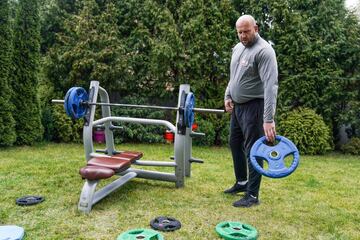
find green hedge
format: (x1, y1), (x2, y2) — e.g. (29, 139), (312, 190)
(341, 137), (360, 155)
(277, 107), (333, 155)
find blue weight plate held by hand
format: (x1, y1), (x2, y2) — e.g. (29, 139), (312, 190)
(63, 87), (89, 119)
(250, 135), (300, 178)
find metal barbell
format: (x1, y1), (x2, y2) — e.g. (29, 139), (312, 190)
(52, 87), (224, 127)
(52, 99), (224, 114)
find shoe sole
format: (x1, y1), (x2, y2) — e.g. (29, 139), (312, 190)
(223, 189), (247, 194)
(232, 201), (260, 208)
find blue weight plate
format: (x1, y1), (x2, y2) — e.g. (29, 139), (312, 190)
(184, 92), (195, 128)
(64, 87), (89, 119)
(0, 225), (25, 240)
(250, 135), (300, 178)
(64, 87), (76, 118)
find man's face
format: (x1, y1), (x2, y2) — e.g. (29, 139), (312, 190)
(236, 20), (258, 47)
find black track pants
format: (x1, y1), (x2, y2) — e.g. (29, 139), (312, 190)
(229, 98), (264, 197)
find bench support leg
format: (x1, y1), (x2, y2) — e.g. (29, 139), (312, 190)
(78, 172), (137, 214)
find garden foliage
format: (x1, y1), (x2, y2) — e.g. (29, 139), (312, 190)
(0, 0), (16, 147)
(278, 108), (333, 155)
(340, 137), (360, 155)
(11, 0), (44, 145)
(2, 0), (360, 147)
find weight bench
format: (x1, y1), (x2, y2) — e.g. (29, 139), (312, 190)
(78, 151), (143, 213)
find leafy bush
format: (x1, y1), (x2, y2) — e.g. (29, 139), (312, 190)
(277, 108), (333, 155)
(52, 105), (83, 143)
(41, 106), (55, 141)
(340, 137), (360, 155)
(193, 116), (216, 146)
(110, 96), (169, 144)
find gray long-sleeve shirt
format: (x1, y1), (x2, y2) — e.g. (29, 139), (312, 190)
(224, 34), (278, 122)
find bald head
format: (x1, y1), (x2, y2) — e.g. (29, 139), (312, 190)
(235, 15), (258, 47)
(236, 15), (257, 28)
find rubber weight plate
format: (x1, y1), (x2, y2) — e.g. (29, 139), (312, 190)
(250, 135), (300, 178)
(150, 216), (181, 232)
(64, 87), (89, 119)
(215, 221), (258, 240)
(16, 195), (44, 206)
(0, 225), (25, 240)
(184, 92), (195, 128)
(116, 229), (164, 240)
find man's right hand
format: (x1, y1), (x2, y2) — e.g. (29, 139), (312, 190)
(224, 99), (234, 113)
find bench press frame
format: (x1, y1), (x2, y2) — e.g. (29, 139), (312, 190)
(78, 81), (198, 213)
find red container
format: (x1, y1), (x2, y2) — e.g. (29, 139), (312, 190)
(163, 131), (174, 143)
(93, 130), (106, 143)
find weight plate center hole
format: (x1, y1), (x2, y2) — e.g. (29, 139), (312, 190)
(136, 236), (145, 239)
(233, 227), (241, 231)
(269, 150), (279, 159)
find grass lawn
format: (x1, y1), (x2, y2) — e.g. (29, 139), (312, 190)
(0, 143), (359, 239)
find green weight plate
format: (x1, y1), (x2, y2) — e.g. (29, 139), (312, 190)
(215, 221), (258, 240)
(116, 228), (164, 240)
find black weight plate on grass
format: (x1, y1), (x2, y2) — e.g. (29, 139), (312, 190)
(16, 195), (44, 206)
(150, 216), (181, 232)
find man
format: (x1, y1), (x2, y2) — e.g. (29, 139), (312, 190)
(224, 15), (278, 207)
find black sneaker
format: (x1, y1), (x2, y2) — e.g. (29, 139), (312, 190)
(232, 194), (259, 208)
(223, 183), (247, 194)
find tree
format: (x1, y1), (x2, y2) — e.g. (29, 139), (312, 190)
(177, 0), (237, 144)
(11, 0), (44, 145)
(0, 0), (16, 147)
(237, 0), (360, 141)
(46, 0), (128, 96)
(116, 0), (184, 98)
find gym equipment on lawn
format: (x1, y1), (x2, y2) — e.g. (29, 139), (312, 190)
(16, 195), (44, 206)
(116, 229), (164, 240)
(150, 216), (181, 232)
(53, 86), (223, 127)
(0, 225), (25, 240)
(53, 81), (222, 213)
(250, 135), (300, 178)
(215, 221), (258, 240)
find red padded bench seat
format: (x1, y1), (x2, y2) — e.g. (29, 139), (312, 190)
(79, 151), (143, 180)
(113, 151), (143, 163)
(79, 166), (115, 180)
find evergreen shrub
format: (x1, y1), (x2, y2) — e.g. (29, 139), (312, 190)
(340, 137), (360, 155)
(52, 105), (83, 143)
(277, 107), (333, 155)
(110, 96), (168, 144)
(193, 117), (216, 146)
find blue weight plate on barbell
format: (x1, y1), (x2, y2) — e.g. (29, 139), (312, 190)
(64, 87), (89, 119)
(64, 87), (76, 118)
(250, 135), (300, 178)
(184, 92), (195, 128)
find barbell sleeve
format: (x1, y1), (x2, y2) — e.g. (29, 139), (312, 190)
(193, 107), (224, 114)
